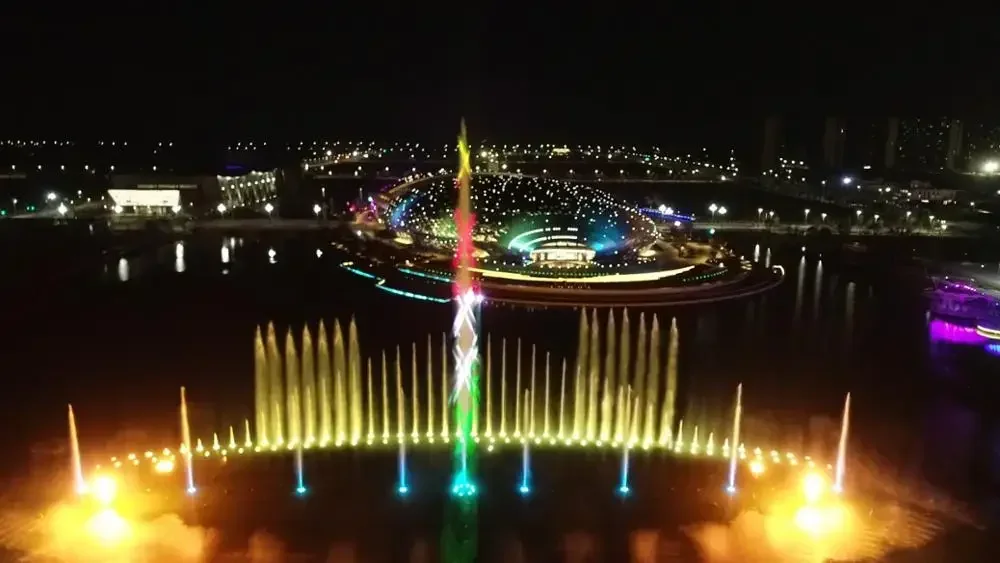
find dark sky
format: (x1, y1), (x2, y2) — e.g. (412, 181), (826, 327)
(0, 5), (995, 143)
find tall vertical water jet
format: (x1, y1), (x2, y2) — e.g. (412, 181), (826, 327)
(301, 325), (317, 445)
(834, 393), (851, 493)
(514, 339), (522, 437)
(616, 309), (631, 441)
(229, 425), (237, 449)
(559, 359), (567, 439)
(285, 330), (302, 446)
(794, 255), (807, 326)
(630, 313), (647, 444)
(294, 440), (306, 495)
(332, 321), (347, 443)
(427, 335), (435, 439)
(397, 438), (409, 495)
(68, 405), (86, 494)
(267, 323), (285, 445)
(441, 332), (449, 439)
(366, 358), (375, 441)
(485, 336), (492, 437)
(643, 315), (661, 445)
(411, 343), (420, 440)
(659, 317), (679, 447)
(381, 351), (390, 440)
(845, 282), (856, 349)
(519, 440), (531, 494)
(244, 419), (253, 448)
(180, 387), (196, 494)
(600, 310), (616, 441)
(500, 338), (507, 437)
(543, 351), (551, 437)
(395, 346), (406, 440)
(618, 387), (633, 496)
(347, 317), (362, 444)
(726, 384), (743, 494)
(573, 308), (589, 439)
(586, 309), (600, 441)
(317, 320), (333, 445)
(529, 344), (537, 437)
(813, 259), (824, 320)
(253, 327), (269, 446)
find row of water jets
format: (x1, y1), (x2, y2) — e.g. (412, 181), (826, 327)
(67, 306), (852, 497)
(251, 310), (684, 450)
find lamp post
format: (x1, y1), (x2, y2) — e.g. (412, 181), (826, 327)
(804, 208), (810, 224)
(820, 212), (827, 223)
(264, 202), (274, 219)
(709, 203), (718, 220)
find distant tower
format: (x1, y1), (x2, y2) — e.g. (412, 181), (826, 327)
(760, 116), (781, 176)
(946, 119), (964, 171)
(884, 117), (899, 170)
(822, 117), (845, 169)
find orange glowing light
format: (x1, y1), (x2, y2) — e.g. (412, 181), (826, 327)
(90, 475), (117, 506)
(86, 508), (130, 545)
(749, 459), (765, 477)
(802, 471), (828, 504)
(154, 459), (175, 474)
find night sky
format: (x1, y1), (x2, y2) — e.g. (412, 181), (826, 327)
(1, 5), (995, 146)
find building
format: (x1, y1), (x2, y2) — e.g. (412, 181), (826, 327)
(896, 118), (963, 172)
(822, 117), (845, 170)
(760, 115), (781, 175)
(108, 170), (277, 216)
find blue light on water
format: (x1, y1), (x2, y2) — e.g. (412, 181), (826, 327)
(519, 485), (531, 495)
(295, 486), (308, 495)
(986, 343), (1000, 356)
(397, 485), (409, 495)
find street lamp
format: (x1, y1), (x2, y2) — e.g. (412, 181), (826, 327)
(757, 207), (763, 221)
(718, 206), (728, 217)
(313, 203), (322, 218)
(57, 203), (68, 216)
(264, 202), (274, 218)
(873, 214), (880, 223)
(804, 208), (810, 223)
(709, 203), (718, 219)
(768, 210), (775, 219)
(216, 203), (227, 216)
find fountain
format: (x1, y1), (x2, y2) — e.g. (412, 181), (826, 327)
(244, 419), (252, 448)
(397, 438), (409, 495)
(813, 259), (824, 320)
(294, 440), (306, 495)
(395, 346), (405, 440)
(500, 338), (507, 437)
(794, 255), (806, 325)
(427, 335), (435, 440)
(543, 351), (551, 437)
(180, 387), (196, 494)
(726, 384), (743, 494)
(317, 320), (333, 445)
(643, 315), (661, 445)
(658, 317), (679, 446)
(253, 327), (269, 446)
(616, 309), (631, 442)
(572, 309), (587, 439)
(411, 343), (420, 441)
(302, 325), (317, 445)
(845, 282), (856, 348)
(519, 440), (531, 494)
(834, 393), (851, 493)
(348, 318), (363, 444)
(630, 313), (647, 444)
(530, 344), (537, 437)
(285, 330), (301, 446)
(514, 339), (522, 437)
(381, 351), (390, 440)
(267, 323), (285, 446)
(601, 311), (616, 442)
(333, 321), (347, 444)
(366, 359), (375, 441)
(559, 359), (567, 439)
(618, 387), (633, 495)
(586, 309), (600, 441)
(68, 405), (86, 494)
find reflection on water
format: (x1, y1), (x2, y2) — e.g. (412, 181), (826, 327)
(117, 257), (129, 282)
(174, 242), (185, 273)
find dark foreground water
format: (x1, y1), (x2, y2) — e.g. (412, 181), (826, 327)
(2, 223), (1000, 559)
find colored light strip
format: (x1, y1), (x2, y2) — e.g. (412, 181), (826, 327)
(376, 284), (450, 303)
(639, 207), (695, 222)
(975, 324), (1000, 341)
(399, 267), (452, 283)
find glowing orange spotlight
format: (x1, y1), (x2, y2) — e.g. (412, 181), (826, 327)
(86, 508), (130, 545)
(89, 475), (118, 506)
(154, 459), (175, 474)
(802, 471), (828, 504)
(749, 459), (765, 477)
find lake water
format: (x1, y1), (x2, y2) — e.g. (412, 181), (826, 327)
(2, 223), (999, 559)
